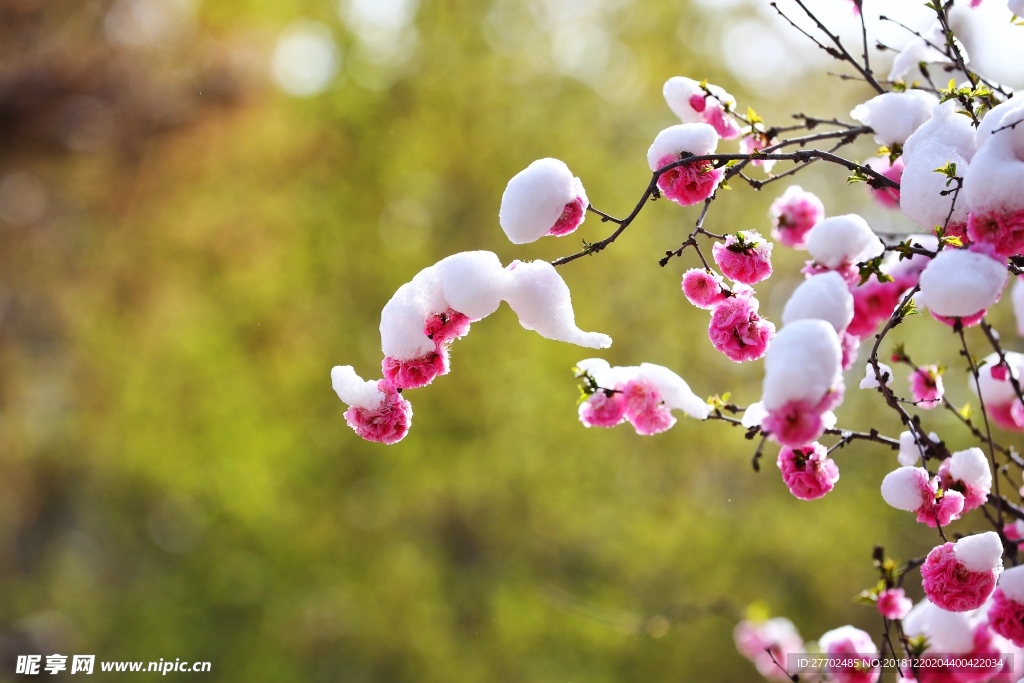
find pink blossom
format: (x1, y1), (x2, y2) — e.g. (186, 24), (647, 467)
(763, 400), (827, 448)
(382, 350), (449, 389)
(776, 443), (839, 500)
(944, 221), (970, 247)
(966, 209), (1024, 258)
(921, 542), (999, 612)
(712, 231), (774, 284)
(918, 486), (965, 528)
(344, 379), (413, 445)
(681, 268), (728, 309)
(655, 154), (724, 207)
(620, 378), (676, 435)
(910, 365), (944, 409)
(866, 156), (904, 208)
(740, 129), (775, 171)
(707, 294), (775, 362)
(847, 277), (901, 341)
(734, 617), (804, 682)
(801, 259), (861, 285)
(937, 459), (989, 514)
(704, 104), (743, 139)
(841, 332), (860, 371)
(989, 588), (1024, 647)
(549, 196), (588, 237)
(876, 588), (911, 620)
(931, 309), (987, 329)
(578, 390), (627, 428)
(820, 626), (879, 683)
(424, 308), (472, 346)
(769, 186), (824, 249)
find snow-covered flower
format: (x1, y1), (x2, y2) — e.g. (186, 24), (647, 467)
(921, 533), (1003, 612)
(917, 247), (1008, 322)
(938, 447), (992, 513)
(499, 158), (589, 244)
(648, 123), (724, 207)
(575, 359), (709, 435)
(804, 214), (884, 277)
(880, 466), (965, 527)
(970, 351), (1024, 431)
(663, 76), (742, 140)
(782, 271), (854, 335)
(761, 320), (843, 447)
(859, 361), (892, 390)
(851, 90), (939, 147)
(989, 565), (1024, 646)
(331, 368), (413, 445)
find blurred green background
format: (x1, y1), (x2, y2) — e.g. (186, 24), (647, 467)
(0, 0), (1019, 680)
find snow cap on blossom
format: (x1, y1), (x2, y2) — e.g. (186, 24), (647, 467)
(881, 466), (932, 512)
(818, 626), (879, 683)
(576, 358), (710, 424)
(881, 465), (964, 527)
(769, 185), (824, 249)
(805, 214), (884, 270)
(662, 76), (742, 140)
(859, 361), (892, 390)
(917, 247), (1008, 318)
(963, 120), (1024, 256)
(887, 234), (938, 291)
(762, 319), (842, 411)
(990, 566), (1024, 646)
(647, 123), (719, 170)
(850, 90), (939, 146)
(711, 231), (773, 284)
(499, 158), (588, 244)
(681, 268), (727, 309)
(975, 96), (1024, 151)
(782, 272), (854, 334)
(381, 251), (508, 362)
(896, 430), (939, 467)
(647, 123), (724, 207)
(888, 21), (957, 81)
(503, 260), (612, 349)
(899, 149), (971, 232)
(970, 351), (1024, 431)
(909, 365), (944, 408)
(904, 100), (977, 165)
(1012, 0), (1024, 15)
(922, 533), (1003, 612)
(776, 443), (840, 501)
(331, 367), (413, 445)
(948, 447), (993, 496)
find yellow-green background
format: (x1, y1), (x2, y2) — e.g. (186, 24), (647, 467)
(0, 1), (1018, 680)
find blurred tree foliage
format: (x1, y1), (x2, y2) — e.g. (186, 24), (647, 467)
(0, 0), (1012, 681)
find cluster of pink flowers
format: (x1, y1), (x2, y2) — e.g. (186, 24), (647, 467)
(575, 359), (709, 436)
(776, 442), (839, 500)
